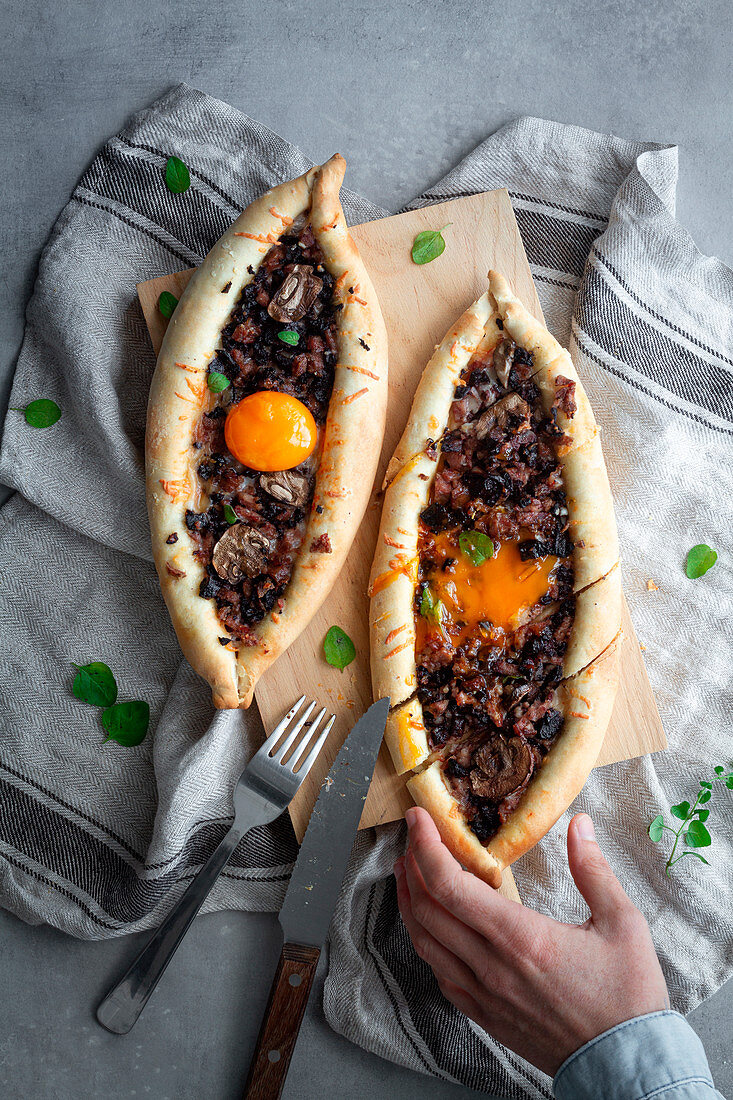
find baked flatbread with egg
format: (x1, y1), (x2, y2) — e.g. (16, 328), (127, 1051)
(147, 156), (388, 708)
(369, 271), (620, 886)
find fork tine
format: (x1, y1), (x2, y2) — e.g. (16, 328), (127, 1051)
(293, 714), (335, 777)
(261, 695), (306, 752)
(270, 700), (316, 763)
(289, 706), (326, 769)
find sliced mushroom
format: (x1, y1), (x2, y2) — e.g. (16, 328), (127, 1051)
(473, 392), (531, 440)
(492, 338), (516, 388)
(267, 264), (323, 323)
(284, 212), (308, 238)
(212, 525), (272, 584)
(258, 469), (310, 508)
(469, 735), (534, 800)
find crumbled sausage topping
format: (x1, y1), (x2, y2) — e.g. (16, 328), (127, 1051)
(415, 334), (578, 844)
(186, 222), (339, 643)
(310, 533), (332, 554)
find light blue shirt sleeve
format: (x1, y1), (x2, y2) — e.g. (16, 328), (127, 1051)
(553, 1010), (725, 1100)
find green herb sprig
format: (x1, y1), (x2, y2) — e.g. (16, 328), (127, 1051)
(165, 156), (191, 194)
(648, 765), (732, 874)
(157, 291), (179, 319)
(207, 371), (230, 393)
(72, 661), (118, 708)
(278, 330), (300, 346)
(223, 503), (238, 525)
(686, 544), (718, 579)
(459, 530), (495, 566)
(419, 585), (444, 624)
(102, 701), (150, 746)
(323, 626), (356, 671)
(10, 399), (62, 428)
(411, 224), (451, 265)
(71, 661), (150, 747)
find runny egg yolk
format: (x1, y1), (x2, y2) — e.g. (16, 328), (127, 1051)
(419, 533), (557, 646)
(224, 391), (317, 472)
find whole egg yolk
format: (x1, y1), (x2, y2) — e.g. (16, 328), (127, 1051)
(417, 532), (558, 648)
(224, 391), (317, 472)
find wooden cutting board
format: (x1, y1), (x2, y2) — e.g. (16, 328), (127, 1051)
(138, 189), (666, 902)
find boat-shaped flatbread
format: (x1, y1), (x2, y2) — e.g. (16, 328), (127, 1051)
(147, 156), (388, 708)
(369, 270), (619, 886)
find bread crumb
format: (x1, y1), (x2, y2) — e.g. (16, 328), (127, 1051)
(639, 642), (647, 651)
(647, 579), (659, 591)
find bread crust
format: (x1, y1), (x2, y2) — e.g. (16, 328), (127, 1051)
(369, 270), (621, 865)
(368, 453), (433, 717)
(146, 156), (387, 708)
(562, 435), (619, 590)
(564, 563), (622, 678)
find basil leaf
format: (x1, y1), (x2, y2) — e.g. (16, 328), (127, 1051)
(157, 291), (179, 319)
(411, 223), (451, 265)
(699, 789), (712, 804)
(223, 503), (238, 525)
(726, 776), (733, 790)
(686, 544), (718, 579)
(101, 701), (150, 746)
(72, 662), (118, 708)
(207, 371), (230, 393)
(670, 800), (690, 820)
(695, 808), (710, 822)
(419, 586), (444, 624)
(13, 399), (62, 428)
(647, 815), (664, 843)
(164, 156), (191, 194)
(420, 586), (435, 619)
(685, 819), (712, 848)
(699, 780), (713, 789)
(714, 765), (725, 775)
(278, 329), (300, 346)
(323, 626), (356, 671)
(459, 530), (495, 567)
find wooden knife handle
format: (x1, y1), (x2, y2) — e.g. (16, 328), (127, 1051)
(242, 942), (320, 1099)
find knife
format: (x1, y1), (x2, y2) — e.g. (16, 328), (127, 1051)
(242, 696), (390, 1099)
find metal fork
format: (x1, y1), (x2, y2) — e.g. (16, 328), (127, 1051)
(96, 696), (334, 1035)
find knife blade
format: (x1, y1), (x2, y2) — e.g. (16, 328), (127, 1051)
(278, 694), (390, 947)
(243, 696), (389, 1100)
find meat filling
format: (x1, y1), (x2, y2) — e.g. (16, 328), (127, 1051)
(186, 222), (339, 643)
(415, 336), (578, 843)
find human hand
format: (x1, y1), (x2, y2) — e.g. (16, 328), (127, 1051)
(394, 807), (669, 1077)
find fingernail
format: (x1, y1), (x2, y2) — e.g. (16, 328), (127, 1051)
(405, 807), (418, 829)
(576, 814), (596, 841)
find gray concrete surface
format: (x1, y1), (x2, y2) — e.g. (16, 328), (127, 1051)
(1, 0), (731, 1097)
